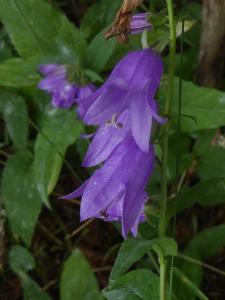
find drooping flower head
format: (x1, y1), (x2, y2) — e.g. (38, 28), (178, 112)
(82, 49), (164, 153)
(38, 64), (97, 110)
(63, 137), (155, 238)
(38, 64), (78, 109)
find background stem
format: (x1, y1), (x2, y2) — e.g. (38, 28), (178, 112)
(159, 0), (176, 299)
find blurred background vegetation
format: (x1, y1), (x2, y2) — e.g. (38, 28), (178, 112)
(0, 0), (225, 299)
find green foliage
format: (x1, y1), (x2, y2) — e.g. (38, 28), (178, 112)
(60, 249), (101, 300)
(9, 245), (35, 273)
(80, 0), (121, 38)
(105, 270), (159, 300)
(159, 78), (225, 131)
(0, 0), (86, 63)
(85, 30), (118, 72)
(167, 178), (225, 218)
(0, 57), (40, 87)
(33, 109), (83, 207)
(187, 224), (225, 260)
(0, 0), (224, 299)
(2, 151), (42, 246)
(110, 237), (177, 282)
(174, 268), (208, 300)
(0, 91), (28, 149)
(21, 273), (53, 300)
(9, 246), (53, 300)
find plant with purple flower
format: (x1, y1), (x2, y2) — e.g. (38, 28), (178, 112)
(63, 48), (165, 237)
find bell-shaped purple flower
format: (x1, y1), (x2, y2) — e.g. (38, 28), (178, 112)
(82, 49), (164, 153)
(38, 64), (78, 109)
(63, 137), (155, 238)
(130, 13), (152, 35)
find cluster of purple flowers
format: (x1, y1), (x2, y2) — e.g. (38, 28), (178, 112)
(38, 64), (96, 108)
(38, 14), (164, 238)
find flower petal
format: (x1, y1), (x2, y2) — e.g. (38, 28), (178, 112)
(130, 90), (153, 153)
(122, 189), (148, 238)
(83, 110), (130, 167)
(39, 64), (61, 76)
(51, 84), (77, 108)
(38, 77), (65, 93)
(77, 84), (97, 99)
(80, 170), (125, 221)
(80, 137), (138, 221)
(149, 99), (166, 124)
(84, 79), (128, 125)
(62, 181), (88, 200)
(130, 208), (145, 237)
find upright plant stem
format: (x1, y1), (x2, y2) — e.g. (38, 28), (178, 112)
(159, 0), (176, 299)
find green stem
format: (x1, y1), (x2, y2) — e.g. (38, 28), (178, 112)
(159, 0), (176, 299)
(160, 259), (167, 300)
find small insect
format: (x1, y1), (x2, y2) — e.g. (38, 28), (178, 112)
(105, 0), (143, 44)
(99, 210), (109, 218)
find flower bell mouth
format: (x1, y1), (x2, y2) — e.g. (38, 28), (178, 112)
(105, 114), (123, 129)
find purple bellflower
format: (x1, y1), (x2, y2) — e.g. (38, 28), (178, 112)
(81, 48), (164, 153)
(130, 13), (152, 35)
(38, 64), (78, 109)
(63, 137), (155, 238)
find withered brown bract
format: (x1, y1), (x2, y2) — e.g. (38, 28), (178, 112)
(105, 0), (143, 44)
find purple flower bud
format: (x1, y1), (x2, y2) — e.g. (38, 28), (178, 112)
(77, 83), (97, 100)
(38, 64), (78, 109)
(51, 83), (78, 109)
(63, 137), (155, 238)
(130, 13), (152, 35)
(75, 84), (97, 119)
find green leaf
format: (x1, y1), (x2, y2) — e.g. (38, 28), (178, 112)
(20, 273), (52, 300)
(9, 245), (35, 273)
(105, 289), (140, 300)
(159, 79), (225, 131)
(156, 237), (178, 257)
(33, 109), (83, 207)
(196, 147), (225, 180)
(110, 238), (156, 282)
(167, 178), (225, 218)
(174, 268), (208, 300)
(85, 30), (117, 72)
(193, 130), (225, 180)
(80, 0), (121, 38)
(110, 237), (177, 282)
(187, 224), (225, 260)
(177, 225), (225, 300)
(0, 30), (13, 62)
(0, 57), (40, 87)
(56, 18), (87, 64)
(0, 91), (28, 149)
(0, 0), (86, 62)
(2, 151), (42, 246)
(60, 249), (100, 300)
(105, 270), (159, 300)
